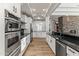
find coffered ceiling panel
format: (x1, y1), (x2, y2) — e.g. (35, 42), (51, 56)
(21, 3), (60, 20)
(21, 3), (32, 16)
(29, 3), (50, 17)
(52, 3), (79, 15)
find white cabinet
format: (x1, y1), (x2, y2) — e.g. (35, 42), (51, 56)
(67, 46), (79, 56)
(33, 32), (46, 38)
(41, 32), (46, 38)
(20, 34), (30, 55)
(21, 15), (32, 23)
(4, 3), (21, 17)
(26, 34), (30, 48)
(46, 34), (56, 54)
(32, 21), (46, 32)
(27, 17), (32, 24)
(21, 37), (27, 51)
(25, 23), (31, 33)
(51, 37), (56, 54)
(21, 15), (27, 22)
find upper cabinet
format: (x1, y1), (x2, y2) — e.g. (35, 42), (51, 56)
(21, 14), (32, 23)
(4, 3), (21, 18)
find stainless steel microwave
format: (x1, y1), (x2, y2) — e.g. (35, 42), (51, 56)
(5, 10), (20, 32)
(5, 18), (20, 32)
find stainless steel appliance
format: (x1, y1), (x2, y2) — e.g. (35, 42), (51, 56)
(5, 18), (20, 32)
(9, 45), (21, 56)
(5, 32), (20, 56)
(20, 29), (24, 36)
(5, 10), (21, 56)
(56, 40), (67, 56)
(5, 10), (20, 32)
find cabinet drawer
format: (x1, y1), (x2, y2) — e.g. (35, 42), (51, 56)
(67, 46), (79, 56)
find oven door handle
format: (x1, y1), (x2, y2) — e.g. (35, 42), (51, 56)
(9, 46), (21, 56)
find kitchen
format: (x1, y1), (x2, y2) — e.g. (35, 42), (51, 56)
(0, 3), (79, 56)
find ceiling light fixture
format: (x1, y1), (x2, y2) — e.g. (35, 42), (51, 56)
(32, 9), (36, 11)
(43, 9), (46, 11)
(37, 17), (41, 19)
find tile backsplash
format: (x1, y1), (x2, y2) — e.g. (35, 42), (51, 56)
(63, 16), (79, 36)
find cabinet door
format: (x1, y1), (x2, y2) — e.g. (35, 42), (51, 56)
(21, 37), (26, 51)
(46, 34), (49, 44)
(46, 35), (56, 54)
(41, 32), (46, 38)
(67, 46), (79, 56)
(5, 3), (21, 17)
(51, 37), (56, 54)
(46, 34), (49, 43)
(48, 35), (52, 47)
(26, 35), (30, 46)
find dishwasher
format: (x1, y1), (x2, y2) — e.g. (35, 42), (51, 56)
(56, 40), (67, 56)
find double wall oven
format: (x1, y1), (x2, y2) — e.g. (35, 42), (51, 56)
(5, 10), (21, 56)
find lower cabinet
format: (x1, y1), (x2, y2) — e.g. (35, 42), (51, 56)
(21, 37), (27, 51)
(67, 46), (79, 56)
(33, 32), (46, 38)
(46, 34), (56, 54)
(20, 34), (30, 55)
(51, 37), (56, 54)
(26, 35), (30, 48)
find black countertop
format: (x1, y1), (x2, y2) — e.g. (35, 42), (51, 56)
(47, 32), (79, 52)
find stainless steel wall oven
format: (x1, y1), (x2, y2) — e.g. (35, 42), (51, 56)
(5, 10), (21, 56)
(5, 32), (20, 56)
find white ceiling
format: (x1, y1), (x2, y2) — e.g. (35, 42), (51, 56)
(21, 3), (79, 18)
(21, 3), (51, 19)
(52, 3), (79, 15)
(29, 3), (50, 17)
(21, 3), (60, 20)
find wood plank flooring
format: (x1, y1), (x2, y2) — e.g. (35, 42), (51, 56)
(23, 38), (55, 56)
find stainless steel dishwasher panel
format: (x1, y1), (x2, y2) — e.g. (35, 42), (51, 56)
(56, 40), (67, 56)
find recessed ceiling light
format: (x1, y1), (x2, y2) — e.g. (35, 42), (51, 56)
(37, 17), (41, 19)
(32, 9), (36, 11)
(43, 9), (46, 11)
(42, 14), (44, 16)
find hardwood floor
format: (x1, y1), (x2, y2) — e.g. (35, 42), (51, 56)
(23, 38), (55, 56)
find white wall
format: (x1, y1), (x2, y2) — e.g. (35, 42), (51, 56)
(0, 4), (6, 56)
